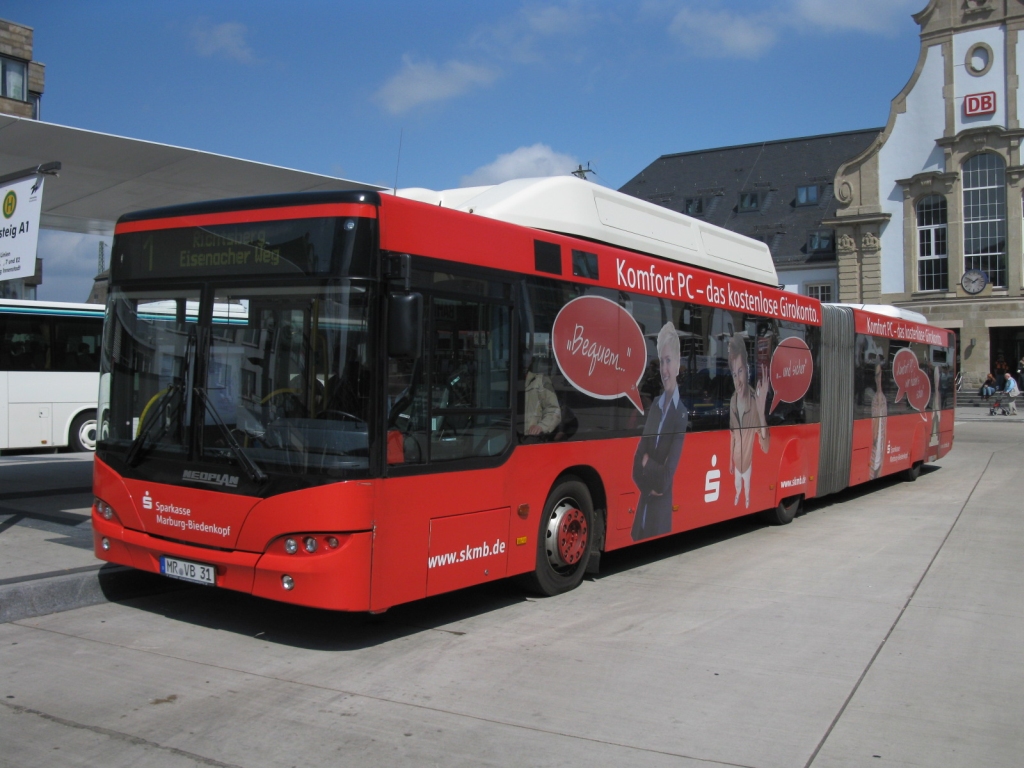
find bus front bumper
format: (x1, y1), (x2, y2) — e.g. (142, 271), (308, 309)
(92, 511), (373, 612)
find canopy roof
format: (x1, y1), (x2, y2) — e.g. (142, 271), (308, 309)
(0, 115), (381, 236)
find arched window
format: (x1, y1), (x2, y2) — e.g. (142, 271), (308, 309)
(917, 196), (947, 291)
(962, 152), (1007, 287)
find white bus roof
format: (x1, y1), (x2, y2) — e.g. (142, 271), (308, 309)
(397, 177), (779, 287)
(838, 303), (929, 324)
(0, 298), (104, 314)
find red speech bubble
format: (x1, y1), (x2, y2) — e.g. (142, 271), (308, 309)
(768, 336), (813, 414)
(552, 295), (646, 413)
(892, 347), (931, 412)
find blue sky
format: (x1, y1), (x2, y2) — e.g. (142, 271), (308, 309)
(8, 0), (925, 301)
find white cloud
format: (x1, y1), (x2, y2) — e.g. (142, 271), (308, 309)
(374, 56), (499, 115)
(472, 2), (600, 64)
(34, 230), (109, 304)
(793, 0), (920, 33)
(460, 144), (579, 187)
(667, 0), (919, 59)
(669, 8), (777, 59)
(523, 5), (582, 36)
(189, 18), (256, 64)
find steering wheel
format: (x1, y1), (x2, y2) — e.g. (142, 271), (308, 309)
(316, 409), (365, 425)
(260, 388), (304, 419)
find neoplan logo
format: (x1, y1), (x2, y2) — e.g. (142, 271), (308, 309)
(2, 191), (15, 219)
(182, 470), (240, 488)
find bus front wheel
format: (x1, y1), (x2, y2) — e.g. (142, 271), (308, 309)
(522, 478), (594, 597)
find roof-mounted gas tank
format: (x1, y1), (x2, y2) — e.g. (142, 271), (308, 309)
(398, 176), (778, 287)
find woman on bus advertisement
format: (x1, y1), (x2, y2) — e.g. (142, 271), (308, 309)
(929, 364), (941, 447)
(631, 322), (687, 541)
(728, 332), (769, 508)
(869, 364), (887, 480)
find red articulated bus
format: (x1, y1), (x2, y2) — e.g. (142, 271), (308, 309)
(92, 178), (955, 611)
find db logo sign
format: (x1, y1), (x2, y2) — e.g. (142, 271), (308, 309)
(965, 92), (996, 117)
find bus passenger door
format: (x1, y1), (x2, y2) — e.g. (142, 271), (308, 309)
(9, 402), (52, 448)
(372, 281), (515, 611)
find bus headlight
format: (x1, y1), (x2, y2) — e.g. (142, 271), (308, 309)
(284, 538), (298, 554)
(303, 537), (318, 553)
(281, 575), (294, 590)
(94, 498), (118, 522)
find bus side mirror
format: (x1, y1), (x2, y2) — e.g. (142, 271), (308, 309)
(388, 292), (423, 359)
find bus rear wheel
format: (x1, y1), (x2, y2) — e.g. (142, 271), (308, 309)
(904, 461), (922, 482)
(761, 494), (801, 526)
(70, 410), (97, 452)
(522, 478), (593, 597)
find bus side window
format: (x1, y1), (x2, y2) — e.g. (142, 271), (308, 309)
(429, 298), (511, 461)
(53, 318), (103, 371)
(4, 316), (50, 371)
(386, 355), (426, 464)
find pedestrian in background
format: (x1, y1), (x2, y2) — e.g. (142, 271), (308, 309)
(980, 372), (996, 400)
(1003, 372), (1019, 415)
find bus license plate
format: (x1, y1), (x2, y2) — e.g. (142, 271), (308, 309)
(160, 556), (216, 585)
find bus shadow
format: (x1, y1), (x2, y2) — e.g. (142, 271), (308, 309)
(110, 465), (941, 649)
(114, 573), (529, 652)
(800, 464), (939, 515)
(594, 515), (763, 579)
(595, 464), (941, 578)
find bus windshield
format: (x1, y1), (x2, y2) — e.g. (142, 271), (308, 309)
(100, 283), (373, 480)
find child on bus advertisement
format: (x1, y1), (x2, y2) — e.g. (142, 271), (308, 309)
(728, 332), (769, 508)
(631, 322), (687, 541)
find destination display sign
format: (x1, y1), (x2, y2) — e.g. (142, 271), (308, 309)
(113, 219), (336, 280)
(111, 214), (374, 281)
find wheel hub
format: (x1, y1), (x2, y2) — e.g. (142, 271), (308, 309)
(79, 419), (97, 451)
(545, 500), (588, 568)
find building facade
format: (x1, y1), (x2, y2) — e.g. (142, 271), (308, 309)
(0, 18), (43, 120)
(829, 0), (1024, 386)
(0, 17), (44, 300)
(619, 131), (881, 304)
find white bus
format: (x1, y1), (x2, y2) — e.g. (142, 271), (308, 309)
(0, 299), (103, 452)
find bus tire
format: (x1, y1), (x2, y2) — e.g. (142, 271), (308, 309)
(761, 495), (801, 526)
(521, 478), (593, 597)
(69, 410), (97, 452)
(904, 461), (922, 482)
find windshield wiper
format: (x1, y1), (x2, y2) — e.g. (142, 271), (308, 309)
(125, 326), (197, 467)
(125, 384), (183, 466)
(194, 387), (268, 484)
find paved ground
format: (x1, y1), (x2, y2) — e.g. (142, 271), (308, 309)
(0, 416), (1021, 767)
(0, 453), (95, 582)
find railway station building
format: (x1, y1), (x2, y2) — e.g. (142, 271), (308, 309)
(622, 0), (1024, 388)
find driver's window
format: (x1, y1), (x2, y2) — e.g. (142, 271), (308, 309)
(387, 293), (511, 466)
(429, 298), (510, 462)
